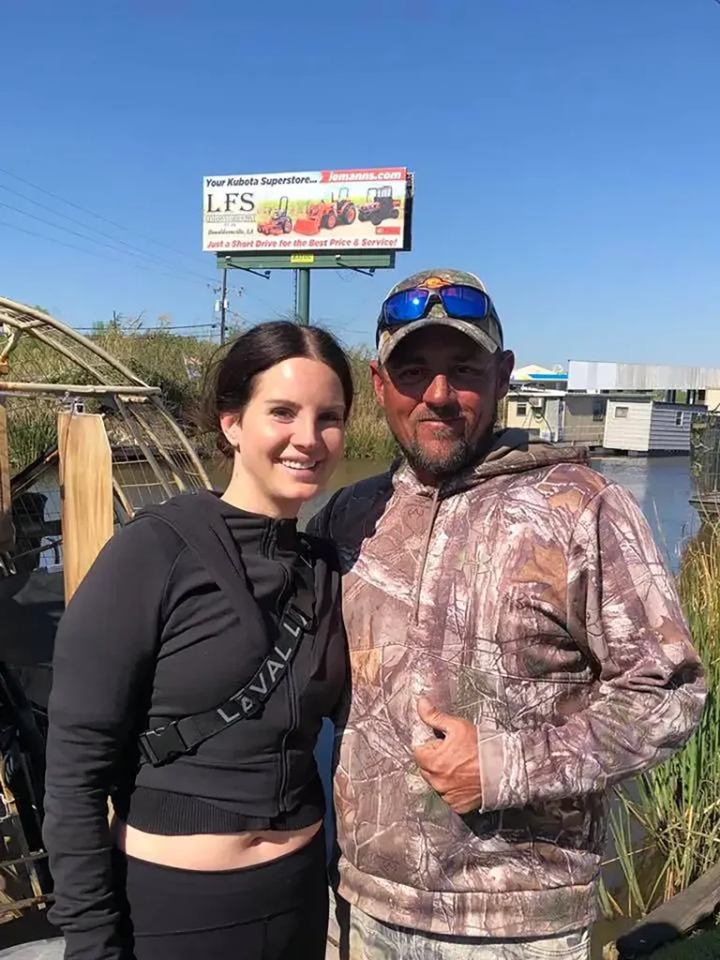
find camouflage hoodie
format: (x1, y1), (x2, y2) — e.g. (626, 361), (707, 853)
(310, 430), (705, 939)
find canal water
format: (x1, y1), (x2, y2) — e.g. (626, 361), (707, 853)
(590, 455), (698, 573)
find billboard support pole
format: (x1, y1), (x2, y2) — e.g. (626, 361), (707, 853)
(297, 269), (310, 326)
(219, 267), (228, 344)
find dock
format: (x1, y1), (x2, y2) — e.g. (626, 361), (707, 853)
(690, 492), (720, 519)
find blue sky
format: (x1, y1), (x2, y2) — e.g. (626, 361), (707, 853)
(1, 0), (718, 367)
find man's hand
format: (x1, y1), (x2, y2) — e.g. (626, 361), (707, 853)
(412, 696), (483, 815)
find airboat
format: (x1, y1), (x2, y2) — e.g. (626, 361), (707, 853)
(0, 297), (213, 928)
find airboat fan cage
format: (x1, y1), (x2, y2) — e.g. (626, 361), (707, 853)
(0, 296), (213, 587)
(0, 298), (215, 921)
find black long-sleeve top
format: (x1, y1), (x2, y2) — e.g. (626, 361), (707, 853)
(43, 491), (346, 960)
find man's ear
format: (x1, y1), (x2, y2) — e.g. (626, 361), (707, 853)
(369, 360), (386, 408)
(497, 350), (515, 401)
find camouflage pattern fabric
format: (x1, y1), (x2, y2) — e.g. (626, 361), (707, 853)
(340, 899), (591, 959)
(309, 430), (706, 939)
(382, 268), (489, 298)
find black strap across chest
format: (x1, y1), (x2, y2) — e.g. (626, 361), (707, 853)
(134, 497), (317, 768)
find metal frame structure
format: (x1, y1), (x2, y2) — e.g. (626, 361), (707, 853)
(0, 297), (214, 920)
(0, 296), (212, 515)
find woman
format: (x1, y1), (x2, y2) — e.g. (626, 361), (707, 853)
(43, 321), (353, 960)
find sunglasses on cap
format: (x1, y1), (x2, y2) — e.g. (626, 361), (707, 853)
(379, 283), (499, 328)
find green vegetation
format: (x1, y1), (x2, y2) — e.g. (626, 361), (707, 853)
(600, 522), (720, 922)
(7, 403), (57, 475)
(6, 324), (394, 475)
(341, 345), (396, 462)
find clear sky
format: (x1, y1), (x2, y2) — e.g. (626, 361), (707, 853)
(1, 0), (718, 367)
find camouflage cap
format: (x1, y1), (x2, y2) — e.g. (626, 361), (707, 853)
(376, 268), (504, 366)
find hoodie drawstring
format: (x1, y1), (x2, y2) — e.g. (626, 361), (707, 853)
(412, 485), (442, 624)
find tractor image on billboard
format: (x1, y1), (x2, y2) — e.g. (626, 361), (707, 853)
(257, 195), (293, 235)
(358, 185), (401, 225)
(294, 187), (357, 236)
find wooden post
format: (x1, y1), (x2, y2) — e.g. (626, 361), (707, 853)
(58, 411), (114, 603)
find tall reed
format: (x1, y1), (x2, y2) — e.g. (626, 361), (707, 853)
(342, 346), (395, 462)
(601, 522), (720, 918)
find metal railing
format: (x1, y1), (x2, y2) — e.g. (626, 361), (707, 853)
(691, 415), (720, 518)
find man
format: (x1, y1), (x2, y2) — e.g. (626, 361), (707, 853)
(310, 269), (706, 960)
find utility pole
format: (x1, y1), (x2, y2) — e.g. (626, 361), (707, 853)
(219, 267), (228, 344)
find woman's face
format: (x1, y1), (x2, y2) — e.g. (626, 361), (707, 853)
(221, 357), (347, 517)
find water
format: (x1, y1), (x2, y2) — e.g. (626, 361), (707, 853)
(591, 456), (698, 572)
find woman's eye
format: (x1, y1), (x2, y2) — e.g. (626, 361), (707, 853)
(270, 407), (294, 420)
(320, 412), (344, 423)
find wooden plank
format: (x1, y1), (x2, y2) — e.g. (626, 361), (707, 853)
(611, 859), (720, 957)
(0, 397), (13, 554)
(58, 412), (114, 603)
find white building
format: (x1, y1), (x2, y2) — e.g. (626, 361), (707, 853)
(503, 361), (720, 450)
(568, 360), (720, 403)
(603, 399), (706, 454)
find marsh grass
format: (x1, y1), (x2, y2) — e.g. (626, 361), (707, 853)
(600, 522), (720, 920)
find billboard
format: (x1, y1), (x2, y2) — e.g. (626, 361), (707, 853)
(202, 168), (410, 254)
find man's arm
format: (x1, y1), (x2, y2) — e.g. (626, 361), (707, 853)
(478, 482), (706, 812)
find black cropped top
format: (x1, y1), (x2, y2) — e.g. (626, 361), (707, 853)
(43, 491), (347, 960)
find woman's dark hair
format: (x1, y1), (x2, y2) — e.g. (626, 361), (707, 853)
(201, 320), (354, 458)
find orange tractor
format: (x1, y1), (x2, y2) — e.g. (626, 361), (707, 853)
(294, 187), (357, 236)
(257, 195), (293, 235)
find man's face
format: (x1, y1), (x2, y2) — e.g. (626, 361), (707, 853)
(371, 326), (514, 482)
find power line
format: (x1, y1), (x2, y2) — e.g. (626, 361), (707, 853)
(0, 198), (153, 258)
(0, 198), (217, 287)
(0, 180), (218, 283)
(0, 165), (214, 271)
(0, 165), (290, 320)
(0, 217), (211, 286)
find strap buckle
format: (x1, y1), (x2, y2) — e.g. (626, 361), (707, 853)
(138, 722), (190, 767)
(283, 601), (314, 636)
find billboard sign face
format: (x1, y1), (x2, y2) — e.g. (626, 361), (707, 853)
(202, 168), (410, 254)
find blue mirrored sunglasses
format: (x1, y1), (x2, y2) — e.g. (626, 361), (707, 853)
(381, 284), (492, 325)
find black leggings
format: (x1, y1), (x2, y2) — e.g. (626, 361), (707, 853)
(113, 829), (328, 959)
